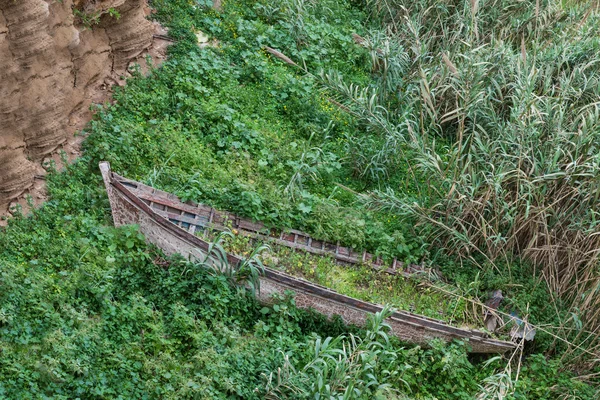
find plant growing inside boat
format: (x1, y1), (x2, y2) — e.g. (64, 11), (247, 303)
(198, 231), (269, 296)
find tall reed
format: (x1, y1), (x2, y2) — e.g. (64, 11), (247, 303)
(320, 0), (600, 367)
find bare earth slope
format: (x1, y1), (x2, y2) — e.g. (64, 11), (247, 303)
(0, 0), (155, 210)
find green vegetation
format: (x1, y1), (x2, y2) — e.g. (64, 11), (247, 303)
(88, 0), (425, 264)
(341, 0), (600, 366)
(73, 7), (121, 29)
(218, 230), (472, 327)
(0, 176), (593, 397)
(1, 0), (599, 398)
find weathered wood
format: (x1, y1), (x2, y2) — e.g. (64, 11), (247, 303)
(99, 162), (515, 353)
(115, 173), (450, 283)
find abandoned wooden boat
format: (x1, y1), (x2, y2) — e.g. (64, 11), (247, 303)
(99, 161), (516, 353)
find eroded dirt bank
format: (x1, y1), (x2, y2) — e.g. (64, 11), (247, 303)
(0, 0), (157, 212)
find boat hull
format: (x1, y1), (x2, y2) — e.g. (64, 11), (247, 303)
(99, 162), (515, 353)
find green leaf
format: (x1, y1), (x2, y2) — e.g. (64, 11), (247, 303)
(298, 203), (312, 214)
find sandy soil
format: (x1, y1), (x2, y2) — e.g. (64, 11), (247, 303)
(0, 0), (172, 222)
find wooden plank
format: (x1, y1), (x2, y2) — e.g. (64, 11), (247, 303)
(238, 218), (265, 233)
(338, 246), (350, 257)
(197, 204), (212, 217)
(281, 232), (295, 242)
(311, 239), (324, 250)
(296, 234), (310, 246)
(324, 242), (337, 252)
(136, 191), (201, 216)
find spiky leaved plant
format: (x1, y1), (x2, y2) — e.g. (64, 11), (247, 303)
(263, 305), (407, 399)
(198, 231), (268, 296)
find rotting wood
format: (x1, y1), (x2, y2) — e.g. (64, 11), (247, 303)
(99, 161), (516, 353)
(112, 172), (440, 280)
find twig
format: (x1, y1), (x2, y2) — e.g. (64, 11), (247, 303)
(153, 34), (176, 43)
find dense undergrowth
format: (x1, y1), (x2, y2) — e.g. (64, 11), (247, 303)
(0, 163), (593, 398)
(0, 0), (598, 398)
(332, 0), (600, 367)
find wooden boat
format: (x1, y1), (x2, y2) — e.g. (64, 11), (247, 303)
(99, 162), (516, 353)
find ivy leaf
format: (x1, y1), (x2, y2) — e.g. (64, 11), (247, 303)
(298, 203), (312, 214)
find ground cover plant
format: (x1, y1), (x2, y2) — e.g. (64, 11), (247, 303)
(0, 0), (599, 398)
(0, 163), (594, 398)
(88, 0), (428, 265)
(211, 217), (584, 347)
